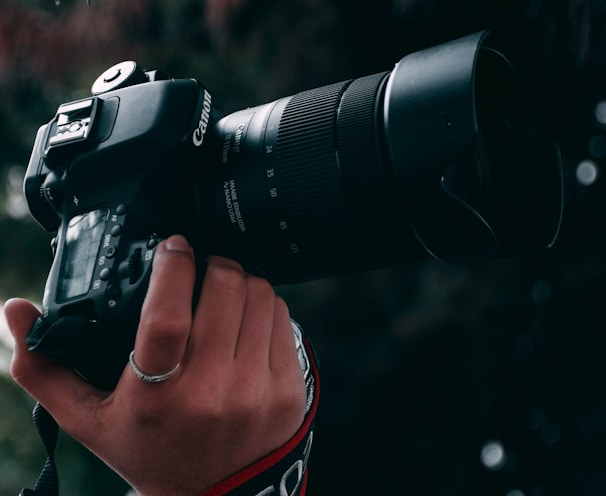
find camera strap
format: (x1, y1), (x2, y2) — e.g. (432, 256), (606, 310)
(20, 314), (93, 496)
(19, 402), (60, 496)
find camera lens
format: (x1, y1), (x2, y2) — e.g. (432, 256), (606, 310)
(195, 31), (562, 284)
(196, 71), (424, 284)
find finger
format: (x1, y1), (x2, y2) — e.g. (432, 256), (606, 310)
(186, 256), (247, 368)
(4, 298), (39, 346)
(233, 275), (276, 367)
(132, 235), (195, 379)
(6, 298), (105, 434)
(269, 297), (302, 379)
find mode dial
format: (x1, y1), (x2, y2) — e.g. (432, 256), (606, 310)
(91, 61), (147, 95)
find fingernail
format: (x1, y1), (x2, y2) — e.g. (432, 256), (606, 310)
(165, 235), (192, 253)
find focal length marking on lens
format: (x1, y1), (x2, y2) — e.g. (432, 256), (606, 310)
(220, 114), (253, 165)
(262, 98), (301, 257)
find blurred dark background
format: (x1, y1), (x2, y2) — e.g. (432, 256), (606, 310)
(1, 0), (606, 494)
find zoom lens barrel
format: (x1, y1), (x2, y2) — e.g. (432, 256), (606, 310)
(196, 31), (562, 284)
(198, 71), (424, 284)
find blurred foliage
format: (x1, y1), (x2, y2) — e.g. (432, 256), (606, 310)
(1, 0), (606, 494)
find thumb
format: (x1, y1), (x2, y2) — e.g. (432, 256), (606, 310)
(4, 298), (39, 340)
(6, 298), (62, 391)
(5, 298), (107, 434)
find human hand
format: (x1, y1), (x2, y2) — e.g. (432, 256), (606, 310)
(7, 235), (307, 496)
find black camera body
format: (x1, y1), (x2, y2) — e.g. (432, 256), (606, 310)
(24, 65), (217, 387)
(23, 31), (563, 389)
(26, 68), (205, 322)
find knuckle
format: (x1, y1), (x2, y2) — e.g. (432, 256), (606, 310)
(246, 275), (277, 305)
(205, 257), (277, 305)
(205, 257), (248, 295)
(276, 380), (306, 413)
(206, 256), (245, 278)
(155, 243), (195, 267)
(9, 355), (31, 389)
(271, 366), (307, 413)
(230, 374), (267, 412)
(274, 295), (290, 318)
(9, 350), (49, 393)
(247, 274), (274, 295)
(137, 316), (186, 347)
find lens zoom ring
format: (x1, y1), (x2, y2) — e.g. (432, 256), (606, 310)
(276, 81), (351, 244)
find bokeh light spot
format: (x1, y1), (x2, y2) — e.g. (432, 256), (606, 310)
(576, 160), (599, 186)
(480, 440), (506, 470)
(595, 101), (606, 125)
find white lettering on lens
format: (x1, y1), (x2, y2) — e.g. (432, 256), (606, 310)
(222, 133), (232, 164)
(233, 122), (245, 153)
(223, 179), (246, 232)
(193, 89), (212, 147)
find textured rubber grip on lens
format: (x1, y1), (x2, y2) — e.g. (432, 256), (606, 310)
(274, 72), (391, 268)
(337, 72), (390, 229)
(275, 80), (351, 255)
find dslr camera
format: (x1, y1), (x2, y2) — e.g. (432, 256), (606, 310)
(23, 31), (562, 389)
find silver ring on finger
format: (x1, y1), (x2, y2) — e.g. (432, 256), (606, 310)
(128, 350), (180, 383)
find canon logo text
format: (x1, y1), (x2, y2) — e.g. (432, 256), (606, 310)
(193, 89), (212, 146)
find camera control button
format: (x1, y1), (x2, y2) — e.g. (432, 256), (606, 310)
(105, 246), (117, 258)
(42, 171), (64, 209)
(116, 204), (128, 215)
(147, 237), (160, 249)
(127, 249), (143, 284)
(99, 268), (112, 280)
(110, 225), (122, 236)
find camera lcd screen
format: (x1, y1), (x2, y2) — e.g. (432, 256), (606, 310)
(57, 208), (108, 301)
